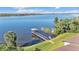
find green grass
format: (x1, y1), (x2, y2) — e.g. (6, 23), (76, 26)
(22, 33), (78, 51)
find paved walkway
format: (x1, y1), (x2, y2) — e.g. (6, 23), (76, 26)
(55, 34), (79, 51)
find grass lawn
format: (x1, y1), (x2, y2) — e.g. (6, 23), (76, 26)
(22, 33), (78, 51)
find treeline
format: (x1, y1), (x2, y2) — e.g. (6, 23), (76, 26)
(0, 13), (43, 16)
(53, 17), (79, 35)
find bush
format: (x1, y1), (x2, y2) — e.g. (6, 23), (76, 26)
(34, 48), (41, 51)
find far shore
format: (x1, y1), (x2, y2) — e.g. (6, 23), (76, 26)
(0, 12), (79, 16)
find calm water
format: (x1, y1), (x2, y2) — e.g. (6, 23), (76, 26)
(0, 14), (75, 46)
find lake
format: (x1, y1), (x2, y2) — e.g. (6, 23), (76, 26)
(0, 14), (76, 46)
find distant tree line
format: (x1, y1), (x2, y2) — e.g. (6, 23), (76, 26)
(0, 13), (43, 16)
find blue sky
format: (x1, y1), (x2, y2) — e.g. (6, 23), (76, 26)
(0, 7), (79, 13)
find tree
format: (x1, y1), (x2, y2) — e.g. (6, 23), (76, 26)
(53, 17), (60, 35)
(53, 16), (79, 35)
(71, 19), (79, 31)
(4, 31), (17, 49)
(54, 17), (59, 24)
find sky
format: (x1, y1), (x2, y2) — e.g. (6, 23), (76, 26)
(0, 7), (79, 13)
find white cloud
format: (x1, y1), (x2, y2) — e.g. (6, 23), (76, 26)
(14, 7), (52, 13)
(14, 7), (61, 13)
(13, 7), (79, 14)
(16, 9), (44, 13)
(51, 10), (79, 13)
